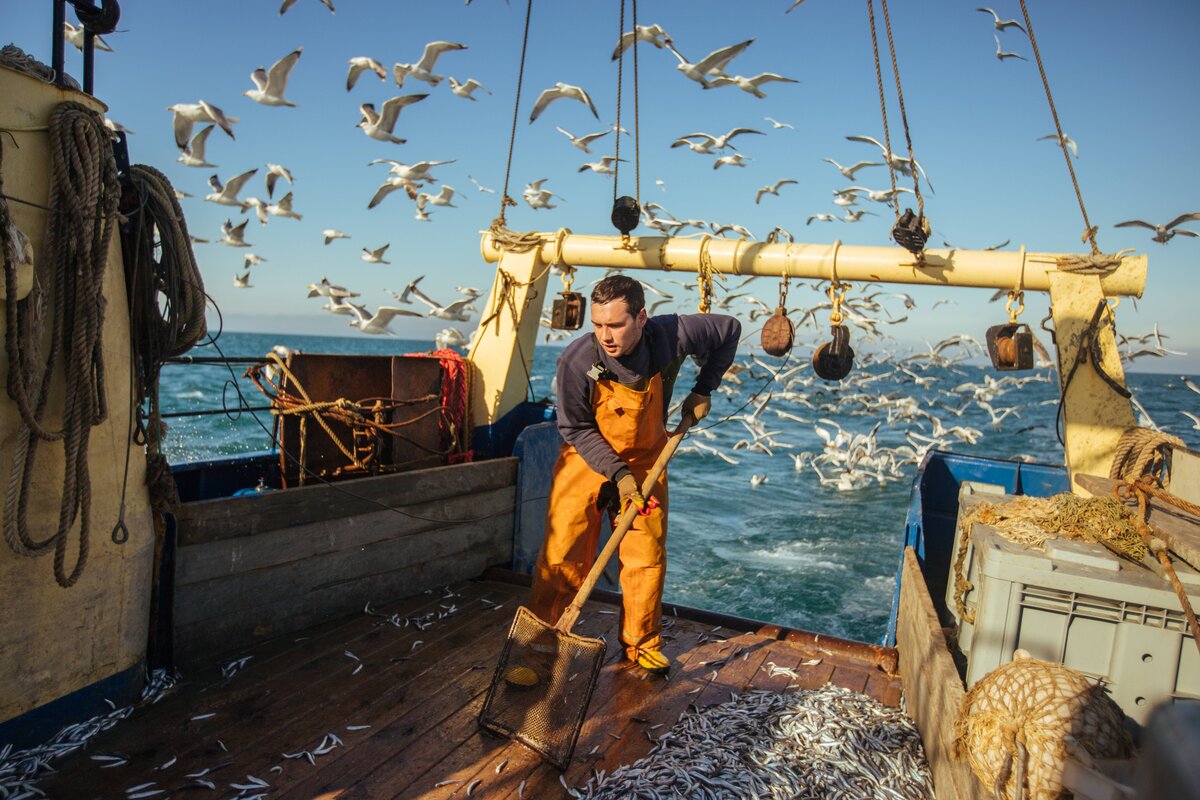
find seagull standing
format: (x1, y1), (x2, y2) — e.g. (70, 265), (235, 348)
(244, 49), (303, 107)
(530, 83), (599, 123)
(447, 77), (492, 100)
(346, 56), (387, 91)
(357, 95), (429, 143)
(665, 39), (755, 88)
(362, 244), (391, 264)
(393, 41), (468, 87)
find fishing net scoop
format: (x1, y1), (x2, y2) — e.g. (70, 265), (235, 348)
(478, 417), (693, 769)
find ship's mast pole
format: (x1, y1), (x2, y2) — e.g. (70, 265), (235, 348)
(473, 231), (1146, 488)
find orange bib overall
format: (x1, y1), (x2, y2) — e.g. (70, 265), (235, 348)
(529, 371), (670, 662)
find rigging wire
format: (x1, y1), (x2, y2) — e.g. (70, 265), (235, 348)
(865, 0), (900, 220)
(878, 0), (925, 218)
(495, 0), (534, 228)
(1018, 0), (1100, 255)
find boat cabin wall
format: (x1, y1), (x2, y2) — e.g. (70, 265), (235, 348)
(0, 66), (156, 730)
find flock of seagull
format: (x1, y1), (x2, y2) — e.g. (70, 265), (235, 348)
(62, 1), (1198, 351)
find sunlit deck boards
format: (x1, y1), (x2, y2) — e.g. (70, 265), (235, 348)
(39, 578), (901, 799)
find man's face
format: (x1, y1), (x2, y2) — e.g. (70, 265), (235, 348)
(592, 298), (647, 358)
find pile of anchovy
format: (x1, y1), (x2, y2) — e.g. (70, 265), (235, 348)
(576, 684), (935, 800)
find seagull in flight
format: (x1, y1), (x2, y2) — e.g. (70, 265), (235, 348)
(346, 56), (387, 91)
(307, 277), (358, 298)
(233, 271), (253, 288)
(807, 213), (836, 225)
(845, 135), (933, 190)
(1114, 212), (1200, 244)
(713, 154), (749, 170)
(218, 218), (252, 248)
(418, 185), (460, 208)
(348, 305), (423, 335)
(167, 101), (238, 149)
(611, 23), (672, 60)
(63, 21), (114, 52)
(448, 77), (492, 100)
(468, 175), (496, 193)
(674, 127), (764, 152)
(393, 41), (468, 87)
(205, 169), (257, 211)
(177, 126), (217, 168)
(265, 163), (294, 198)
(994, 34), (1027, 62)
(280, 0), (335, 14)
(389, 275), (427, 305)
(977, 7), (1026, 33)
(266, 192), (302, 220)
(764, 117), (794, 130)
(755, 179), (798, 204)
(322, 229), (351, 245)
(530, 83), (599, 123)
(1037, 133), (1078, 159)
(665, 39), (754, 88)
(708, 72), (799, 99)
(244, 48), (303, 106)
(362, 244), (391, 264)
(408, 284), (477, 322)
(823, 158), (883, 180)
(556, 126), (610, 153)
(357, 95), (429, 143)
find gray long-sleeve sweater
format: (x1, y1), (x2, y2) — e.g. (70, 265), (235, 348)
(555, 313), (740, 481)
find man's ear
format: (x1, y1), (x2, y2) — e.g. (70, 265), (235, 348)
(635, 308), (648, 328)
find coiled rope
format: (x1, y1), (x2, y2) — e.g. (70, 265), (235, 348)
(3, 102), (120, 588)
(1110, 426), (1184, 483)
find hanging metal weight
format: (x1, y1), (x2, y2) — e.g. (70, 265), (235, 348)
(551, 292), (586, 330)
(892, 208), (930, 255)
(761, 281), (795, 357)
(611, 196), (640, 236)
(812, 325), (855, 382)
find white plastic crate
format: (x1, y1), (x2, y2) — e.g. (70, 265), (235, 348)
(945, 480), (1007, 653)
(962, 522), (1200, 726)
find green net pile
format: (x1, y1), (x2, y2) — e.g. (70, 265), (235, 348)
(959, 493), (1147, 563)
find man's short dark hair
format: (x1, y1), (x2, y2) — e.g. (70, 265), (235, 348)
(591, 275), (645, 316)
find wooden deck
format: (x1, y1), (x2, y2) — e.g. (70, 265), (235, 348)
(40, 577), (903, 799)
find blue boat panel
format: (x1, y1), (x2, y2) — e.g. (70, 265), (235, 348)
(511, 422), (564, 575)
(171, 451), (280, 503)
(471, 401), (555, 460)
(885, 450), (1068, 646)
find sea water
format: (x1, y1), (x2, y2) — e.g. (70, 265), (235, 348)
(159, 331), (1200, 644)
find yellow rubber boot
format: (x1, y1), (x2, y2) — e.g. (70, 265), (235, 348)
(628, 647), (670, 675)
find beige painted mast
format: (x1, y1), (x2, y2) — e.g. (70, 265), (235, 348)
(469, 230), (1146, 490)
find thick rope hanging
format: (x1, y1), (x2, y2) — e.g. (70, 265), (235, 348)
(878, 0), (925, 218)
(3, 102), (120, 588)
(1018, 0), (1100, 255)
(866, 0), (900, 220)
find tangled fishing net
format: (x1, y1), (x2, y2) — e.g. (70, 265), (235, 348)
(958, 493), (1147, 562)
(575, 684), (934, 800)
(954, 653), (1132, 800)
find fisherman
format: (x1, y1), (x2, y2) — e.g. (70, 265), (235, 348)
(529, 275), (740, 674)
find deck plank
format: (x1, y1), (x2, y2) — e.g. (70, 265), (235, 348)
(34, 577), (907, 800)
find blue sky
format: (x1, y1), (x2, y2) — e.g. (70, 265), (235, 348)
(11, 0), (1200, 371)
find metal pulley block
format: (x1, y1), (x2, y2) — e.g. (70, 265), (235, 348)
(760, 306), (795, 357)
(611, 195), (640, 236)
(551, 291), (586, 330)
(985, 323), (1035, 371)
(812, 324), (855, 382)
(892, 208), (930, 255)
